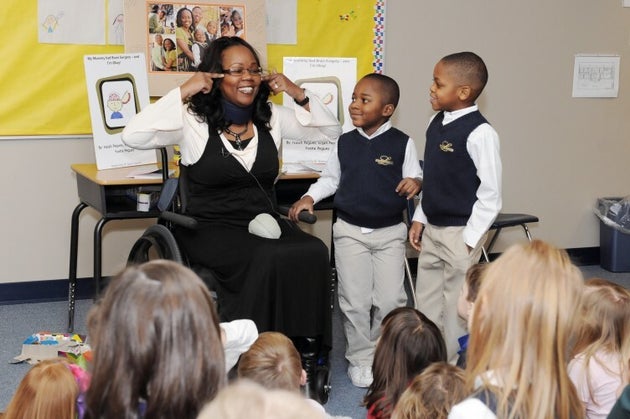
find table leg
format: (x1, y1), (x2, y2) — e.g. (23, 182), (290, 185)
(68, 202), (88, 333)
(93, 217), (110, 299)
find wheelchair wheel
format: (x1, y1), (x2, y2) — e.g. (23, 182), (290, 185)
(127, 224), (183, 265)
(312, 365), (331, 404)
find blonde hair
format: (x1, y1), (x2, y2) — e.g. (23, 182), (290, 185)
(3, 358), (78, 419)
(198, 379), (325, 419)
(392, 362), (466, 419)
(237, 332), (302, 392)
(467, 240), (584, 419)
(571, 277), (630, 399)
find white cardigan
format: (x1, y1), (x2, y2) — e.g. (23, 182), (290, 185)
(122, 87), (342, 171)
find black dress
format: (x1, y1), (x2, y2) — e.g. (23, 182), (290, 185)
(174, 126), (332, 348)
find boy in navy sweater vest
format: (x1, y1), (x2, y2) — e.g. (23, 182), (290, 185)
(289, 74), (422, 387)
(409, 52), (502, 360)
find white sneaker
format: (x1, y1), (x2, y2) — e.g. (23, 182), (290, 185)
(348, 365), (373, 388)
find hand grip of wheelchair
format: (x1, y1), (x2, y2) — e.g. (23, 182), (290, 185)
(277, 206), (317, 224)
(159, 211), (199, 229)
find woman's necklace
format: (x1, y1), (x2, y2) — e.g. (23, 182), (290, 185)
(224, 124), (249, 151)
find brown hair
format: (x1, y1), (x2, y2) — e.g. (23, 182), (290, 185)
(392, 362), (466, 419)
(364, 307), (447, 418)
(237, 332), (302, 392)
(3, 358), (78, 419)
(85, 260), (225, 419)
(464, 263), (487, 303)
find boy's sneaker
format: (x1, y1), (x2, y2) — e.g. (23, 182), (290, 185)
(347, 365), (373, 388)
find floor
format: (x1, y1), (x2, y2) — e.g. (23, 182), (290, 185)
(1, 264), (629, 418)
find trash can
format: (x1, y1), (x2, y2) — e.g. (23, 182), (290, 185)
(595, 197), (630, 272)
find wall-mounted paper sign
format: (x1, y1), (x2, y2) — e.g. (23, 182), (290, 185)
(84, 53), (157, 170)
(572, 54), (621, 98)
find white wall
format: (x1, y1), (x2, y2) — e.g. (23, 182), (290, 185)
(0, 138), (332, 284)
(2, 0), (630, 284)
(386, 0), (630, 251)
(1, 138), (155, 283)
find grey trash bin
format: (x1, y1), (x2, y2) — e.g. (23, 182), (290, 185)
(595, 197), (630, 272)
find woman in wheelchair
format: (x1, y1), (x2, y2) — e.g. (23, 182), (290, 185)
(122, 36), (341, 385)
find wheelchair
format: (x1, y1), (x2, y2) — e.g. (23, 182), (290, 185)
(126, 149), (333, 404)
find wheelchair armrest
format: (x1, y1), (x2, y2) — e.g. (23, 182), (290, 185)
(277, 206), (317, 224)
(159, 211), (199, 229)
(157, 178), (179, 212)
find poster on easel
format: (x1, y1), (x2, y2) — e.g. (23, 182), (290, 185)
(280, 57), (356, 174)
(84, 53), (157, 170)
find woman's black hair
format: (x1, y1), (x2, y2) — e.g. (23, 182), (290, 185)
(176, 7), (192, 28)
(187, 37), (272, 132)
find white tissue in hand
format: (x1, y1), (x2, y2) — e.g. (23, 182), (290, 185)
(248, 213), (281, 239)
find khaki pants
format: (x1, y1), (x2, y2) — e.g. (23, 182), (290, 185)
(415, 224), (486, 360)
(334, 218), (408, 367)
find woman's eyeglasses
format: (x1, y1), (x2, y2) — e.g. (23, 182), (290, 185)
(222, 67), (266, 77)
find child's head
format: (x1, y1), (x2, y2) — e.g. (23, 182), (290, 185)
(391, 362), (466, 419)
(349, 73), (400, 136)
(86, 260), (225, 418)
(430, 51), (488, 112)
(573, 277), (630, 359)
(198, 380), (325, 419)
(457, 263), (487, 328)
(207, 20), (218, 35)
(468, 240), (584, 418)
(3, 358), (80, 419)
(237, 332), (305, 392)
(365, 307), (447, 417)
(194, 27), (206, 43)
(221, 21), (230, 36)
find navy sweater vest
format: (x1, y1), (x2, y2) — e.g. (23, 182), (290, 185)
(422, 111), (488, 226)
(334, 128), (409, 229)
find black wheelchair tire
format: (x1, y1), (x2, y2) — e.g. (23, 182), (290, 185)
(313, 365), (331, 405)
(127, 224), (183, 265)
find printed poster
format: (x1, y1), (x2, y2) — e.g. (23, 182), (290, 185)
(84, 53), (157, 169)
(281, 57), (356, 174)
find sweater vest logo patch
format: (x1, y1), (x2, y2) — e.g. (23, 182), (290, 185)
(374, 155), (394, 166)
(439, 140), (454, 152)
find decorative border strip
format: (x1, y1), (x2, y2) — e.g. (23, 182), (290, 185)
(372, 0), (386, 73)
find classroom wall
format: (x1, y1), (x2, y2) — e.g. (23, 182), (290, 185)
(2, 0), (629, 284)
(386, 0), (630, 252)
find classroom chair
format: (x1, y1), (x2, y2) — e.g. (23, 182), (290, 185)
(480, 213), (539, 262)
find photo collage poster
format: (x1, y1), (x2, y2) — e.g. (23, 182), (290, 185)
(146, 3), (246, 73)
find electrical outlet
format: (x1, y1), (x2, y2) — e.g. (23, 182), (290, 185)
(624, 0), (630, 7)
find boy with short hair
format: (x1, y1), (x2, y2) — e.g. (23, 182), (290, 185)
(290, 73), (422, 387)
(455, 262), (487, 368)
(409, 51), (502, 361)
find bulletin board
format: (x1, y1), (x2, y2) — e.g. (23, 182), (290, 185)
(0, 0), (124, 136)
(0, 0), (384, 137)
(266, 0), (385, 93)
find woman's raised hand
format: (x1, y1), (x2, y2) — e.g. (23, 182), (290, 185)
(264, 71), (302, 99)
(180, 71), (224, 99)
